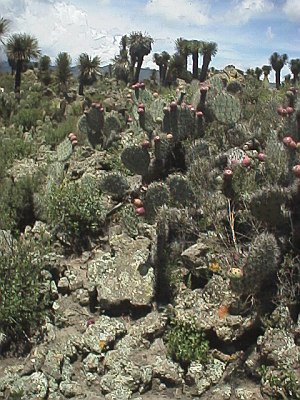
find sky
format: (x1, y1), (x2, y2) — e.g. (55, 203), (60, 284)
(0, 0), (300, 81)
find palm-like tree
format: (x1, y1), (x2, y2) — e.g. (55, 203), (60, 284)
(5, 33), (40, 93)
(262, 65), (271, 80)
(38, 54), (51, 85)
(166, 53), (186, 85)
(55, 52), (72, 93)
(112, 35), (130, 83)
(188, 40), (202, 79)
(0, 17), (10, 45)
(77, 53), (101, 95)
(199, 41), (217, 82)
(290, 58), (300, 84)
(270, 52), (288, 89)
(127, 31), (153, 83)
(255, 67), (262, 81)
(175, 37), (190, 71)
(153, 51), (170, 85)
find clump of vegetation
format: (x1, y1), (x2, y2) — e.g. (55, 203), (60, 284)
(46, 177), (106, 251)
(0, 236), (50, 339)
(165, 318), (209, 367)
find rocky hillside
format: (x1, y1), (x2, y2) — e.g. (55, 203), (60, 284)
(0, 67), (299, 399)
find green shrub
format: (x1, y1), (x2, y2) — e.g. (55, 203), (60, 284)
(0, 175), (40, 234)
(46, 177), (106, 250)
(0, 237), (49, 338)
(12, 108), (43, 132)
(165, 318), (209, 366)
(44, 116), (78, 147)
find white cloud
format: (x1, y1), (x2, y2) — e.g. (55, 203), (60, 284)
(282, 0), (300, 21)
(266, 26), (274, 40)
(144, 0), (211, 26)
(224, 0), (274, 25)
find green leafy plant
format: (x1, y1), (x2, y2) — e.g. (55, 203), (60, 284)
(0, 237), (49, 339)
(12, 107), (43, 132)
(46, 177), (106, 251)
(165, 318), (209, 366)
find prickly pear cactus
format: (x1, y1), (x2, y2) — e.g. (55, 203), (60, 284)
(46, 161), (65, 192)
(144, 181), (170, 222)
(120, 204), (139, 238)
(210, 92), (241, 124)
(102, 113), (122, 149)
(56, 137), (73, 162)
(99, 172), (129, 199)
(148, 98), (165, 123)
(163, 104), (195, 141)
(77, 106), (104, 148)
(167, 174), (195, 207)
(121, 145), (150, 176)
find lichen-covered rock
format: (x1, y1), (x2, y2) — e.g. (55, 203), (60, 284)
(257, 326), (300, 367)
(185, 358), (227, 396)
(82, 315), (127, 354)
(173, 275), (254, 342)
(0, 370), (49, 400)
(87, 233), (155, 309)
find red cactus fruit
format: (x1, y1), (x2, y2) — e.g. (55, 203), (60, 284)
(292, 165), (300, 178)
(241, 156), (251, 167)
(133, 198), (143, 208)
(257, 152), (266, 161)
(286, 106), (294, 114)
(135, 207), (145, 216)
(223, 169), (233, 179)
(141, 140), (151, 149)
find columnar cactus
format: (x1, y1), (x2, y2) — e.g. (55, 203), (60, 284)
(249, 186), (287, 228)
(243, 232), (280, 294)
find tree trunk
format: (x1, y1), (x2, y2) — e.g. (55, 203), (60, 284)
(134, 56), (143, 84)
(199, 54), (211, 82)
(162, 65), (168, 86)
(78, 79), (84, 96)
(15, 59), (22, 93)
(192, 52), (198, 79)
(275, 69), (281, 90)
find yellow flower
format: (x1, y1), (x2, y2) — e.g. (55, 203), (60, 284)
(99, 340), (106, 350)
(209, 261), (221, 273)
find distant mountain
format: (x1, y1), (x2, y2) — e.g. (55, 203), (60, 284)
(0, 61), (158, 81)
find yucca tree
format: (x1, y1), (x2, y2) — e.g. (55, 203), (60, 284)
(255, 67), (262, 81)
(112, 35), (130, 83)
(262, 64), (271, 80)
(127, 31), (153, 83)
(175, 37), (190, 71)
(199, 41), (217, 82)
(188, 40), (202, 79)
(0, 17), (9, 45)
(290, 58), (300, 84)
(55, 52), (72, 93)
(153, 51), (170, 85)
(5, 33), (40, 93)
(38, 54), (51, 85)
(77, 53), (101, 95)
(166, 53), (186, 85)
(270, 52), (288, 90)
